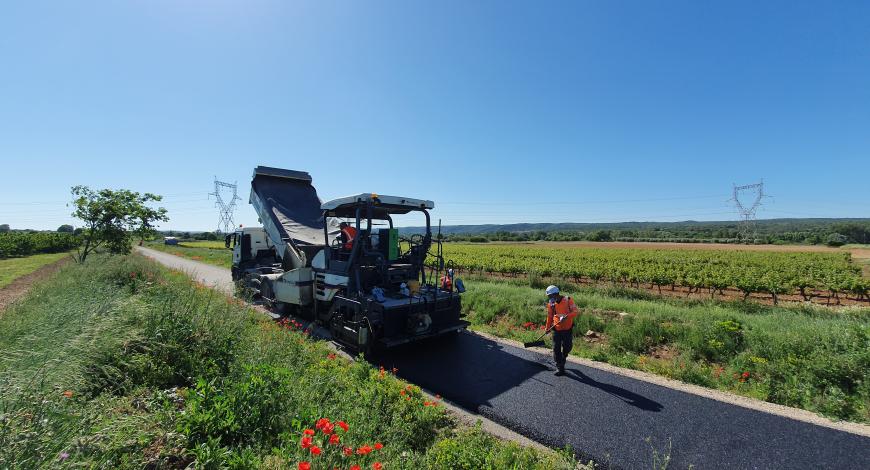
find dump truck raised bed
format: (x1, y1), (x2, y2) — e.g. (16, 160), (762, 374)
(229, 166), (468, 354)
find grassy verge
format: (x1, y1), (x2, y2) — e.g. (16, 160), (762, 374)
(461, 276), (870, 424)
(145, 241), (232, 268)
(0, 255), (577, 469)
(0, 252), (71, 288)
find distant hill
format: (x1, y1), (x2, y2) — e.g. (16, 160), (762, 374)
(401, 218), (870, 235)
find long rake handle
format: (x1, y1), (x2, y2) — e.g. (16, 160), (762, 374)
(524, 312), (566, 346)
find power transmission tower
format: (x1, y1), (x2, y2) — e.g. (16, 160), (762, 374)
(209, 178), (242, 234)
(729, 180), (768, 243)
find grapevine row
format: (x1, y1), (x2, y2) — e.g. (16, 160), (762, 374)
(0, 232), (80, 258)
(435, 244), (869, 304)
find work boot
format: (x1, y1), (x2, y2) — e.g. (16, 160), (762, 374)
(554, 365), (565, 376)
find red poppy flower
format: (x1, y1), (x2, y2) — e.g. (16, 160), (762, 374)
(329, 434), (340, 445)
(316, 418), (331, 430)
(350, 466), (361, 470)
(310, 446), (322, 456)
(374, 442), (383, 450)
(742, 371), (750, 378)
(301, 437), (313, 449)
(327, 353), (336, 360)
(303, 429), (315, 436)
(373, 463), (383, 470)
(400, 390), (406, 396)
(343, 446), (353, 456)
(337, 421), (349, 432)
(357, 445), (373, 455)
(298, 463), (311, 470)
(322, 423), (335, 435)
(62, 390), (73, 398)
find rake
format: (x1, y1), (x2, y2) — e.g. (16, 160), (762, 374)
(523, 315), (567, 348)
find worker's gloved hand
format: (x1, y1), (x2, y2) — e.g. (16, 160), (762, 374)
(558, 315), (565, 322)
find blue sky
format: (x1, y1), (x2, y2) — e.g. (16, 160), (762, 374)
(1, 1), (868, 231)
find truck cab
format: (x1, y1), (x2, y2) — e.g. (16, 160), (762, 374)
(228, 227), (279, 281)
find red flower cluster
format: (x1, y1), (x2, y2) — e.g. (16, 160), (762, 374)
(327, 353), (337, 360)
(732, 371), (752, 383)
(278, 318), (304, 331)
(316, 418), (335, 435)
(298, 418), (384, 469)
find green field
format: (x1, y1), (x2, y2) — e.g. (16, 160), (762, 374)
(146, 240), (233, 268)
(463, 277), (870, 423)
(0, 255), (577, 469)
(435, 243), (869, 303)
(0, 252), (71, 289)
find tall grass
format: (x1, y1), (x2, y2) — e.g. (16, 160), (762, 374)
(0, 255), (578, 469)
(462, 279), (870, 423)
(145, 241), (233, 268)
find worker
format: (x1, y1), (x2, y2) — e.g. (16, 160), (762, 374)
(339, 222), (357, 250)
(440, 268), (454, 291)
(545, 285), (578, 376)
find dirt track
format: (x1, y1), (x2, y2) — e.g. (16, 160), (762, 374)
(0, 256), (71, 311)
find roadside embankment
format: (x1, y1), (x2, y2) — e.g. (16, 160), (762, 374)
(0, 254), (579, 469)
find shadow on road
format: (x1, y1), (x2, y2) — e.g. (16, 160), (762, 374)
(374, 332), (548, 410)
(565, 367), (663, 412)
(373, 331), (663, 415)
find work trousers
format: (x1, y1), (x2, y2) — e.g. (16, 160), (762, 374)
(552, 329), (573, 370)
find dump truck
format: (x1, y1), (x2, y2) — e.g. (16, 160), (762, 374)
(229, 166), (468, 354)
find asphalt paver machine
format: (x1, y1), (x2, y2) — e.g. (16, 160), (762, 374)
(230, 166), (468, 354)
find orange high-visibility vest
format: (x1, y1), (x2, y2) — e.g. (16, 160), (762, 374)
(341, 226), (357, 250)
(545, 296), (578, 331)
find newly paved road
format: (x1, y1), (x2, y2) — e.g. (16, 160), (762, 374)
(136, 247), (870, 469)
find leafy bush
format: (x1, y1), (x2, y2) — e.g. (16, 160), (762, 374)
(690, 319), (745, 362)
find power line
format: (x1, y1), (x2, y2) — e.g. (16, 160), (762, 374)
(729, 180), (771, 241)
(437, 194), (725, 206)
(209, 178), (241, 234)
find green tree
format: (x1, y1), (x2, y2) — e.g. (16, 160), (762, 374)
(70, 186), (168, 263)
(57, 224), (74, 233)
(830, 222), (870, 244)
(0, 224), (9, 233)
(826, 233), (849, 247)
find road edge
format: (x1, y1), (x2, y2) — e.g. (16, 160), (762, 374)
(472, 329), (870, 438)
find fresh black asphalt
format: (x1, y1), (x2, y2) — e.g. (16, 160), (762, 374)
(136, 249), (870, 469)
(376, 331), (870, 470)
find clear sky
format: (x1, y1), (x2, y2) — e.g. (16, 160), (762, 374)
(1, 1), (868, 231)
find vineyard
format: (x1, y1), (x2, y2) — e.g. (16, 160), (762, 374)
(0, 232), (80, 258)
(436, 244), (870, 304)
